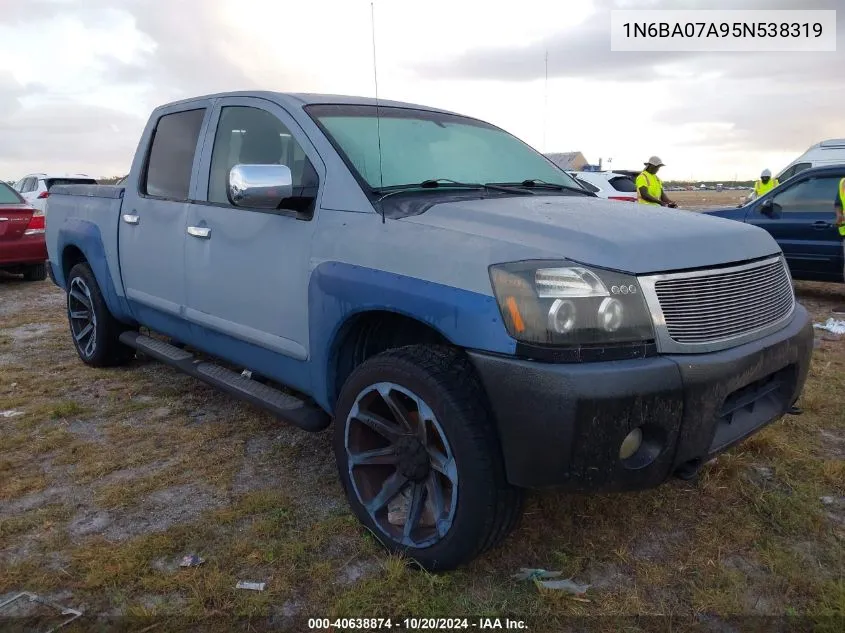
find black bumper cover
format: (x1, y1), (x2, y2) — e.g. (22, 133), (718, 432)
(468, 305), (814, 490)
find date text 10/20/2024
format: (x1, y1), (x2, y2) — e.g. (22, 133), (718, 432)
(308, 618), (528, 630)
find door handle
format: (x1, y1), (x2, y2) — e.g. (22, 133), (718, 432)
(122, 214), (139, 225)
(187, 226), (211, 239)
(812, 221), (832, 229)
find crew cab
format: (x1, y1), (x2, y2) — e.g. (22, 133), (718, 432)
(704, 165), (844, 283)
(46, 92), (814, 570)
(0, 181), (47, 281)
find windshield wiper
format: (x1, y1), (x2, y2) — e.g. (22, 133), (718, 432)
(487, 179), (596, 196)
(423, 179), (533, 195)
(374, 179), (533, 201)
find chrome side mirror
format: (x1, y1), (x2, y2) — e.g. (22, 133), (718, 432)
(228, 164), (293, 209)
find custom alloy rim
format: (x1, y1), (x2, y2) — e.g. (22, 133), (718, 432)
(345, 382), (458, 548)
(68, 277), (97, 358)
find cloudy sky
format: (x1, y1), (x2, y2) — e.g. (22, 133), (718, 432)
(0, 0), (841, 181)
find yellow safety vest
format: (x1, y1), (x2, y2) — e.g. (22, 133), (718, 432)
(636, 171), (662, 205)
(754, 178), (778, 197)
(839, 177), (845, 237)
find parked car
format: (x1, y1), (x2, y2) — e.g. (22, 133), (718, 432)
(46, 91), (813, 570)
(703, 165), (844, 284)
(0, 181), (47, 280)
(13, 173), (97, 213)
(566, 170), (638, 202)
(776, 139), (845, 182)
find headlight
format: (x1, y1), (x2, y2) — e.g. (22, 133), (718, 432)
(489, 260), (654, 347)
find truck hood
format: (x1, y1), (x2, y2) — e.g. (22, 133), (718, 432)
(399, 195), (780, 275)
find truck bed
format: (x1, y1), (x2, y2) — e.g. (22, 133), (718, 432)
(45, 184), (125, 294)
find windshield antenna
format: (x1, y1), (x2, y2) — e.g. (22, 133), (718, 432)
(371, 2), (385, 223)
(542, 49), (548, 153)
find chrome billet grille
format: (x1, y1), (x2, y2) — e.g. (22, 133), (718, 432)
(654, 257), (794, 345)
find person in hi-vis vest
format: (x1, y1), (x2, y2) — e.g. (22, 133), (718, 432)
(834, 177), (845, 315)
(751, 169), (779, 200)
(636, 156), (677, 208)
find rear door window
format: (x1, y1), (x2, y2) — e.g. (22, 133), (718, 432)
(143, 108), (206, 200)
(609, 176), (637, 192)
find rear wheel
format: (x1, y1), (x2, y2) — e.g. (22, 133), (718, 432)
(22, 263), (47, 282)
(66, 263), (135, 367)
(333, 345), (523, 571)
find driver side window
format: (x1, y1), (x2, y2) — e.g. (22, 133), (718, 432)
(207, 106), (317, 207)
(772, 176), (840, 213)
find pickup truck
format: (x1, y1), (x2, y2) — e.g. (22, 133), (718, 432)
(46, 91), (814, 571)
(703, 164), (845, 284)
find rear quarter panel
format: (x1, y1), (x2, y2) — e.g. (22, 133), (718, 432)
(46, 185), (134, 321)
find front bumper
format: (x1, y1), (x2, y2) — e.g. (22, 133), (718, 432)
(468, 304), (814, 490)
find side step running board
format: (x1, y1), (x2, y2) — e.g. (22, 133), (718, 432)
(119, 332), (330, 432)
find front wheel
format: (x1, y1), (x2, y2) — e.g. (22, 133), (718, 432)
(66, 263), (135, 367)
(333, 345), (523, 571)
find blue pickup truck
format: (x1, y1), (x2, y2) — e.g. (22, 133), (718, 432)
(704, 164), (845, 284)
(46, 91), (813, 570)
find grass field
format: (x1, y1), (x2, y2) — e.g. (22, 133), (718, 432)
(1, 264), (843, 630)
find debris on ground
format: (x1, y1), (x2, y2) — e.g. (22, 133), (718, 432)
(0, 591), (82, 632)
(512, 569), (590, 595)
(536, 579), (591, 595)
(512, 568), (563, 581)
(179, 554), (205, 568)
(813, 318), (845, 335)
(1, 409), (24, 418)
(235, 581), (266, 591)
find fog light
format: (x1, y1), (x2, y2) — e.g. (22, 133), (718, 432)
(619, 428), (643, 460)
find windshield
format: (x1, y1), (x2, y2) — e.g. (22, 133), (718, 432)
(306, 104), (580, 192)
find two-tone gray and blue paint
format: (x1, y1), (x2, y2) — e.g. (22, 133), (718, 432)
(45, 92), (781, 414)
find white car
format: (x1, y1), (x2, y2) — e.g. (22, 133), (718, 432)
(566, 170), (638, 202)
(13, 173), (97, 213)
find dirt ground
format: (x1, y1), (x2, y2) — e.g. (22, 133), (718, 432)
(673, 190), (750, 209)
(1, 266), (843, 630)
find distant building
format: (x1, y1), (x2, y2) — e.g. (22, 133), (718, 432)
(545, 151), (589, 171)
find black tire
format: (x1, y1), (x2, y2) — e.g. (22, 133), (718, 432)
(66, 263), (135, 367)
(333, 345), (523, 571)
(22, 262), (47, 282)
